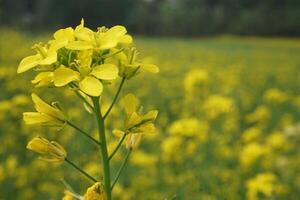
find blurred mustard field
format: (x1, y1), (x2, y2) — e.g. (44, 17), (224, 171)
(1, 28), (300, 200)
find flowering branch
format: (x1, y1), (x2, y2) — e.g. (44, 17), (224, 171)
(103, 77), (126, 120)
(65, 158), (98, 183)
(111, 149), (132, 190)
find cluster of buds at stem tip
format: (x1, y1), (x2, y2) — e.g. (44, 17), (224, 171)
(113, 93), (158, 150)
(26, 136), (67, 163)
(23, 93), (67, 127)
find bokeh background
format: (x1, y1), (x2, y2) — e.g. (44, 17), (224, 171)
(1, 0), (300, 200)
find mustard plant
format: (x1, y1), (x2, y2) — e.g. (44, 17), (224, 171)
(18, 19), (159, 200)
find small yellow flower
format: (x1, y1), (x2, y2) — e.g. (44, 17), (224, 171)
(52, 50), (119, 96)
(65, 19), (132, 51)
(17, 43), (58, 74)
(107, 48), (159, 79)
(26, 136), (67, 162)
(122, 93), (158, 131)
(23, 93), (67, 126)
(84, 182), (107, 200)
(113, 94), (158, 150)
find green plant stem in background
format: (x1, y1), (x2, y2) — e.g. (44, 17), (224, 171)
(111, 149), (132, 190)
(66, 121), (101, 146)
(103, 77), (126, 120)
(109, 132), (127, 161)
(92, 97), (112, 200)
(65, 158), (97, 183)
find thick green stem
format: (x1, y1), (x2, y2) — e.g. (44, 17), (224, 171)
(92, 97), (112, 200)
(103, 77), (126, 120)
(111, 149), (131, 190)
(66, 121), (101, 146)
(65, 158), (97, 183)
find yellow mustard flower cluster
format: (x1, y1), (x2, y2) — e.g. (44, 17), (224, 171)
(113, 94), (158, 150)
(17, 19), (158, 97)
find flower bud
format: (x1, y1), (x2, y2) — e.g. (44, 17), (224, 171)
(26, 136), (67, 163)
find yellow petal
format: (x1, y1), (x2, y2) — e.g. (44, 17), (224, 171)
(141, 64), (159, 73)
(119, 35), (133, 44)
(39, 51), (57, 65)
(66, 41), (93, 50)
(99, 36), (118, 50)
(54, 66), (80, 87)
(23, 112), (56, 125)
(17, 54), (41, 73)
(31, 93), (66, 121)
(79, 76), (103, 96)
(31, 72), (54, 87)
(90, 64), (119, 80)
(107, 25), (127, 37)
(126, 112), (142, 129)
(142, 110), (159, 121)
(53, 27), (74, 41)
(122, 93), (139, 114)
(26, 136), (50, 153)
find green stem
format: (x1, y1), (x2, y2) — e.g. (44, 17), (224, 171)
(74, 90), (94, 111)
(66, 121), (101, 146)
(65, 158), (97, 183)
(92, 97), (112, 200)
(108, 133), (127, 161)
(111, 149), (131, 190)
(103, 77), (126, 120)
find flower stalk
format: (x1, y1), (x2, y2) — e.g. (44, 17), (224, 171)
(111, 149), (132, 190)
(103, 77), (126, 120)
(92, 97), (112, 200)
(65, 158), (98, 183)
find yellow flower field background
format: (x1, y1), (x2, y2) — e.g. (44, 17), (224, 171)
(1, 28), (300, 199)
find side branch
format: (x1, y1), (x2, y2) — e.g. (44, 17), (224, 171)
(66, 121), (101, 146)
(108, 132), (127, 161)
(111, 149), (132, 190)
(103, 77), (126, 120)
(65, 158), (98, 183)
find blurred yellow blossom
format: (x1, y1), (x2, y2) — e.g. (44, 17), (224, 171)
(240, 142), (270, 167)
(245, 105), (270, 124)
(203, 95), (234, 119)
(169, 118), (208, 142)
(263, 88), (289, 104)
(246, 173), (277, 200)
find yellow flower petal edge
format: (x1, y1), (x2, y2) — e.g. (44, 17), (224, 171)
(79, 76), (103, 97)
(54, 66), (80, 87)
(90, 64), (119, 80)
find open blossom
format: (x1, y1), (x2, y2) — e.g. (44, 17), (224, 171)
(113, 93), (158, 150)
(26, 136), (67, 162)
(17, 19), (158, 97)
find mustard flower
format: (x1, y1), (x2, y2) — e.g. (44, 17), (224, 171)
(26, 136), (67, 162)
(65, 19), (132, 51)
(23, 93), (67, 126)
(105, 48), (159, 79)
(17, 43), (58, 74)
